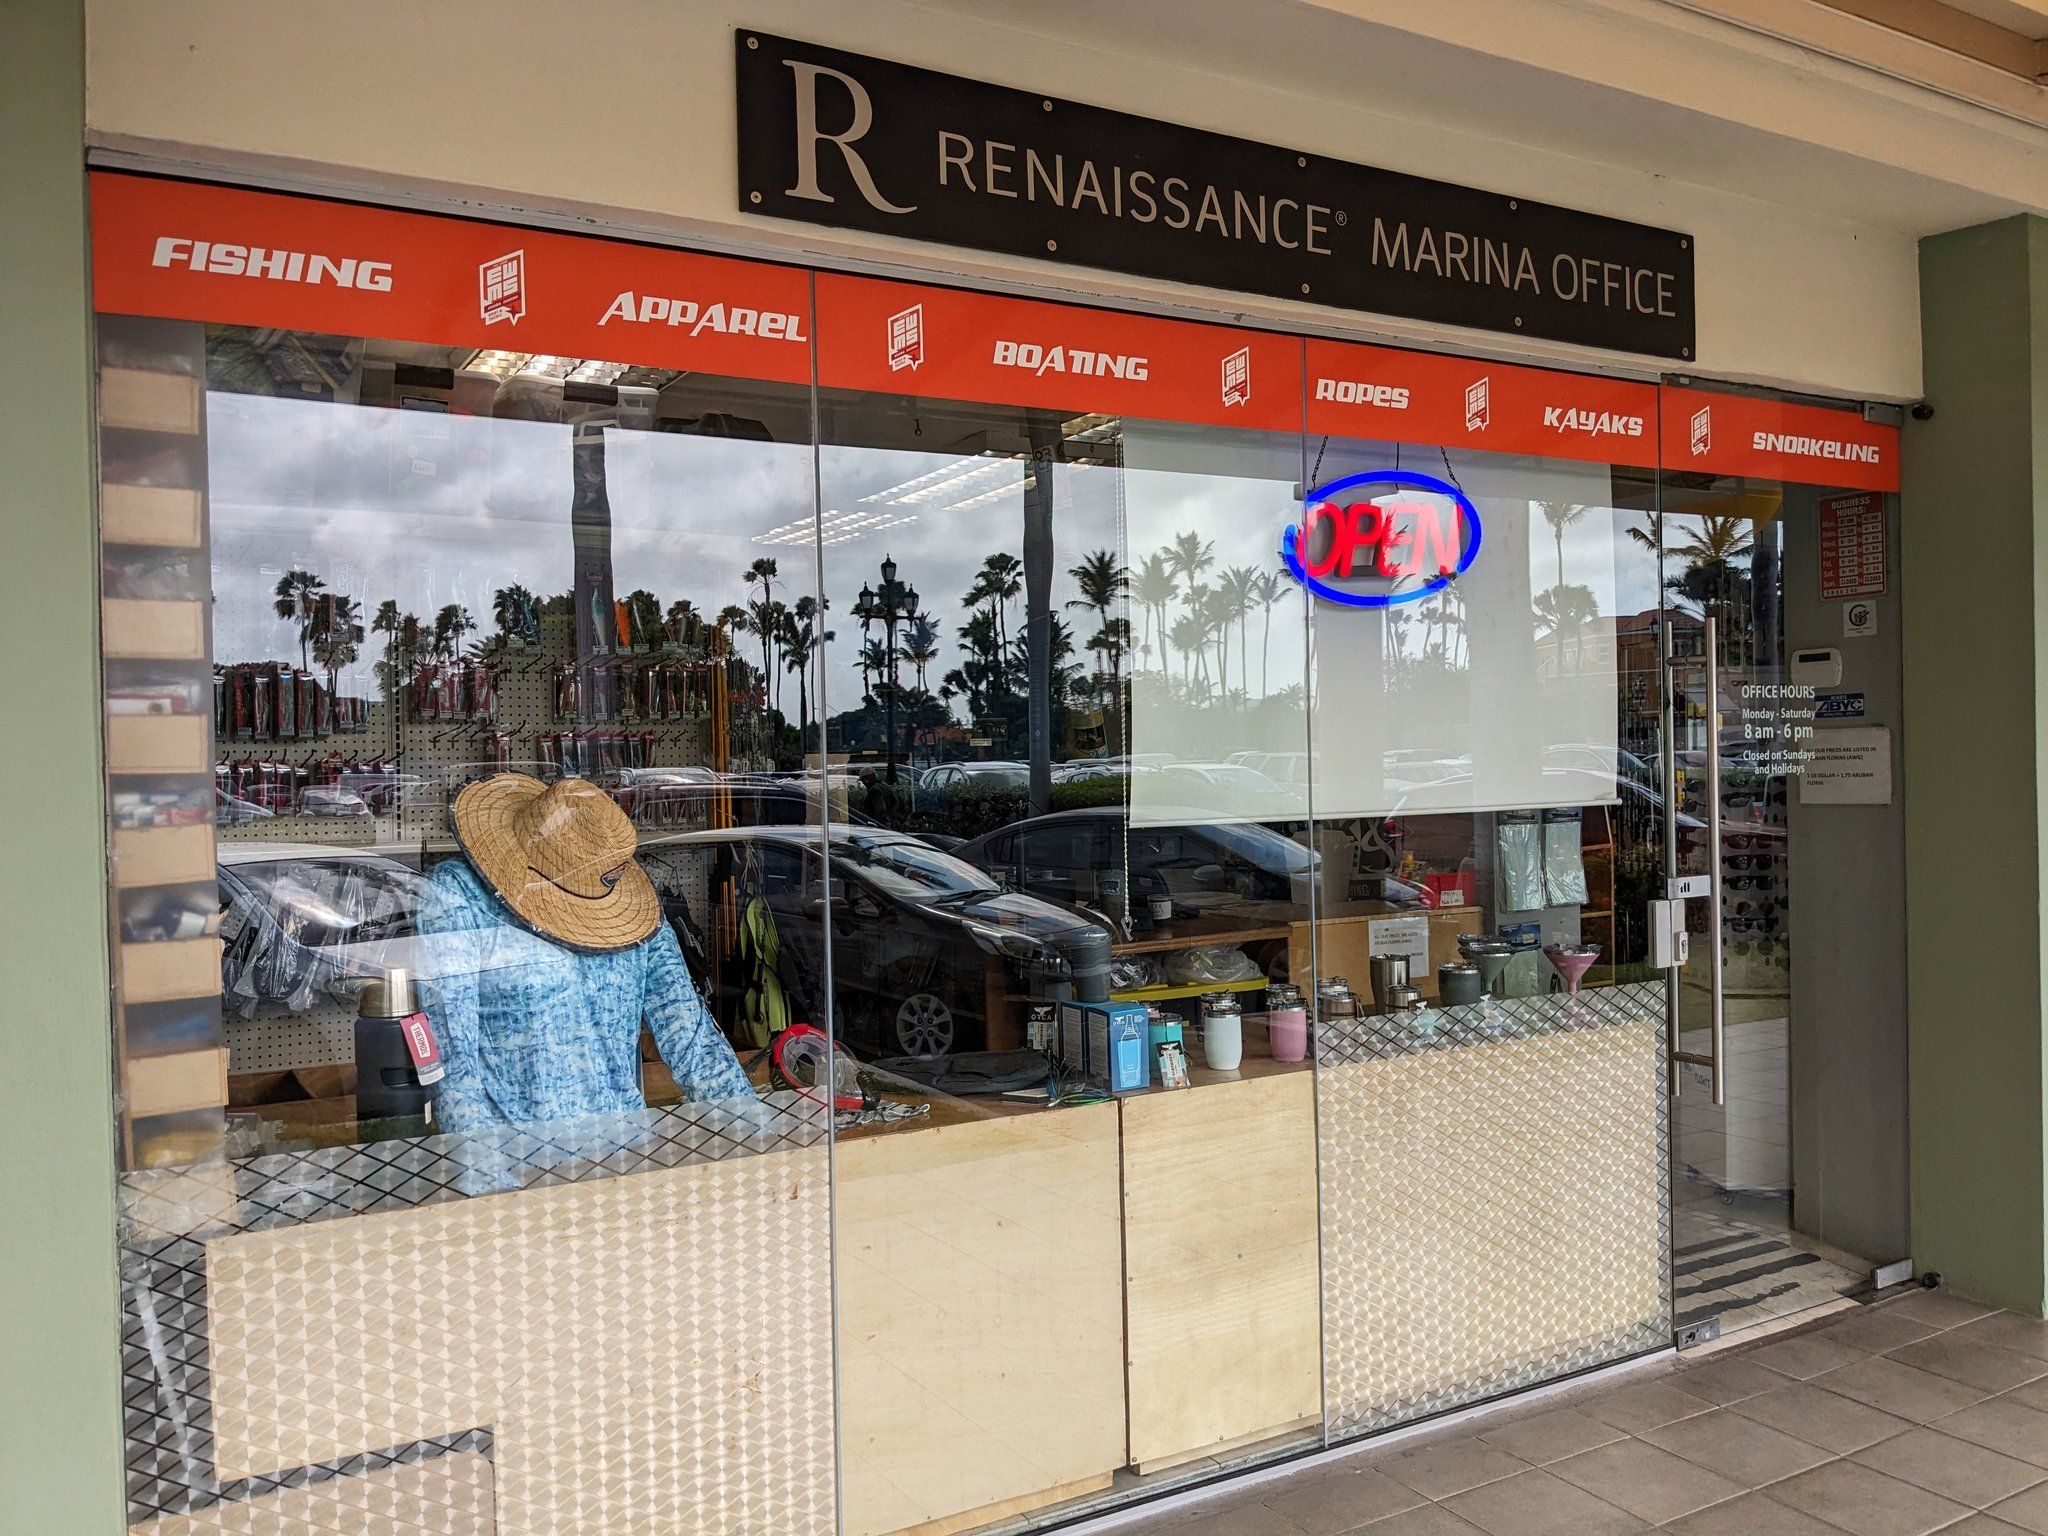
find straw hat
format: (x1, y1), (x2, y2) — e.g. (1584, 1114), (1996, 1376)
(450, 774), (659, 951)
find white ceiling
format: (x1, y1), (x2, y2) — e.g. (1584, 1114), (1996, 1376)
(929, 0), (2048, 234)
(1940, 0), (2048, 39)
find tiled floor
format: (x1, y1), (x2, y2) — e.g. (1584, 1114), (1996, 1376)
(1140, 1289), (2048, 1536)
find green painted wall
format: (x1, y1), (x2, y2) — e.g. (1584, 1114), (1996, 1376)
(0, 0), (127, 1530)
(1906, 216), (2048, 1315)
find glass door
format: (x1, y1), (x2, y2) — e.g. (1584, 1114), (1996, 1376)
(1658, 486), (1874, 1341)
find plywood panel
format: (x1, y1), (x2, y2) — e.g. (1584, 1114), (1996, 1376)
(1121, 1071), (1321, 1468)
(836, 1106), (1126, 1536)
(205, 1147), (836, 1535)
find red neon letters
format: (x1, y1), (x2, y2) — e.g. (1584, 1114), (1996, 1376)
(1301, 498), (1463, 582)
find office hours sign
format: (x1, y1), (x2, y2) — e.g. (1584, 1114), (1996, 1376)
(736, 32), (1697, 358)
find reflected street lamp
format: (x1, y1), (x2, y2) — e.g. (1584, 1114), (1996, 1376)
(852, 555), (919, 785)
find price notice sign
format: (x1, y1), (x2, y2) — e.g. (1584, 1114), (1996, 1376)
(1818, 492), (1887, 601)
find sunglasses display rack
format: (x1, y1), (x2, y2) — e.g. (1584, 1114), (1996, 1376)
(96, 315), (229, 1170)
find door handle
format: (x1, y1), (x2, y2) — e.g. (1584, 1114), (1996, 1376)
(1668, 614), (1726, 1107)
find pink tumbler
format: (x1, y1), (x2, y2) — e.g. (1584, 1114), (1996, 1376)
(1266, 984), (1309, 1063)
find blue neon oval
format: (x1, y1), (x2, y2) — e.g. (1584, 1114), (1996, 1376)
(1280, 469), (1483, 608)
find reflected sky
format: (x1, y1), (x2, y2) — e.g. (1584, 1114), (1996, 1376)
(208, 391), (1671, 729)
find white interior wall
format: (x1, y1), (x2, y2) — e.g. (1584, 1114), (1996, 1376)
(83, 0), (2026, 401)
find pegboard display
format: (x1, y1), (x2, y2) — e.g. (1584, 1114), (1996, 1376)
(226, 1000), (356, 1075)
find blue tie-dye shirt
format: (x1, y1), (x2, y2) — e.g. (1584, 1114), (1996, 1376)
(419, 859), (753, 1132)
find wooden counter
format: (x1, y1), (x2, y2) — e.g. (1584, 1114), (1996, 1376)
(1121, 1063), (1321, 1472)
(836, 1104), (1126, 1536)
(162, 991), (1665, 1536)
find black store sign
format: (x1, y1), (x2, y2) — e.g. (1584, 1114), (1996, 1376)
(736, 32), (1695, 359)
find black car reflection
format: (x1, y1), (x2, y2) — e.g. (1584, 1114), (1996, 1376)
(658, 824), (1112, 1060)
(952, 808), (1319, 918)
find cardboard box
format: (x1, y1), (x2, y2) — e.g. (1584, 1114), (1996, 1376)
(126, 1046), (229, 1118)
(100, 367), (201, 434)
(106, 713), (209, 775)
(102, 597), (205, 660)
(102, 482), (203, 549)
(120, 937), (223, 1004)
(112, 824), (216, 887)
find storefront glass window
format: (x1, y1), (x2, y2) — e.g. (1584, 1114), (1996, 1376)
(1294, 390), (1676, 1435)
(89, 171), (1901, 1536)
(96, 174), (839, 1534)
(810, 278), (1321, 1530)
(1655, 386), (1905, 1336)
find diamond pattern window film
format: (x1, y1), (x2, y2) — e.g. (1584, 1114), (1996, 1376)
(1315, 983), (1672, 1438)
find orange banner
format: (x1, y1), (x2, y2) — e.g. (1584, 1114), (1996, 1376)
(813, 272), (1302, 432)
(89, 172), (814, 385)
(1305, 337), (1661, 468)
(1661, 386), (1898, 492)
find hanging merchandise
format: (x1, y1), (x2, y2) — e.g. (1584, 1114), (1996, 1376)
(406, 659), (498, 724)
(736, 895), (788, 1048)
(1496, 809), (1547, 911)
(1542, 807), (1589, 906)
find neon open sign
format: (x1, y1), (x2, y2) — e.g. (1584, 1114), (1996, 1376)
(1280, 469), (1482, 607)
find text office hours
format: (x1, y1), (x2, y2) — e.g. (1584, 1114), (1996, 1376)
(85, 174), (1900, 494)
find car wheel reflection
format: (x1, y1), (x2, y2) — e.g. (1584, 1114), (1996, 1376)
(894, 992), (956, 1058)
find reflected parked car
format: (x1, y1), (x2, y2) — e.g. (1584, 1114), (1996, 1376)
(953, 807), (1319, 918)
(657, 824), (1111, 1059)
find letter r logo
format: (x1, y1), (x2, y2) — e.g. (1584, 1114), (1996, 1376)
(783, 60), (917, 214)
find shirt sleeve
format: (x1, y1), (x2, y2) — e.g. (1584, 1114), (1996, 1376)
(417, 860), (495, 1132)
(642, 921), (755, 1104)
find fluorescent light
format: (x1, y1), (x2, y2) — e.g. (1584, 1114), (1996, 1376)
(461, 349), (532, 379)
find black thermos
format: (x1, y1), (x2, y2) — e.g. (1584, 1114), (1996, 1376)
(354, 969), (440, 1122)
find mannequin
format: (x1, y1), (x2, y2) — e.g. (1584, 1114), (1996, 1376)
(421, 773), (750, 1131)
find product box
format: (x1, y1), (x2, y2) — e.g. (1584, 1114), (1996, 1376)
(1056, 1000), (1152, 1094)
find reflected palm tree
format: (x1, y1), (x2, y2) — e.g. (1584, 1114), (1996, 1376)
(745, 557), (779, 703)
(272, 569), (327, 669)
(311, 594), (364, 694)
(1660, 516), (1756, 658)
(1538, 501), (1591, 587)
(1249, 570), (1293, 698)
(779, 595), (833, 753)
(901, 616), (940, 696)
(1167, 612), (1208, 691)
(492, 583), (537, 645)
(963, 553), (1023, 691)
(1215, 565), (1260, 700)
(431, 604), (475, 661)
(1132, 553), (1177, 678)
(1534, 583), (1602, 673)
(1066, 549), (1130, 710)
(716, 603), (748, 661)
(858, 637), (890, 705)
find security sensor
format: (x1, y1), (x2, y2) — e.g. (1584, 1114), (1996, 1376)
(1911, 402), (1935, 421)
